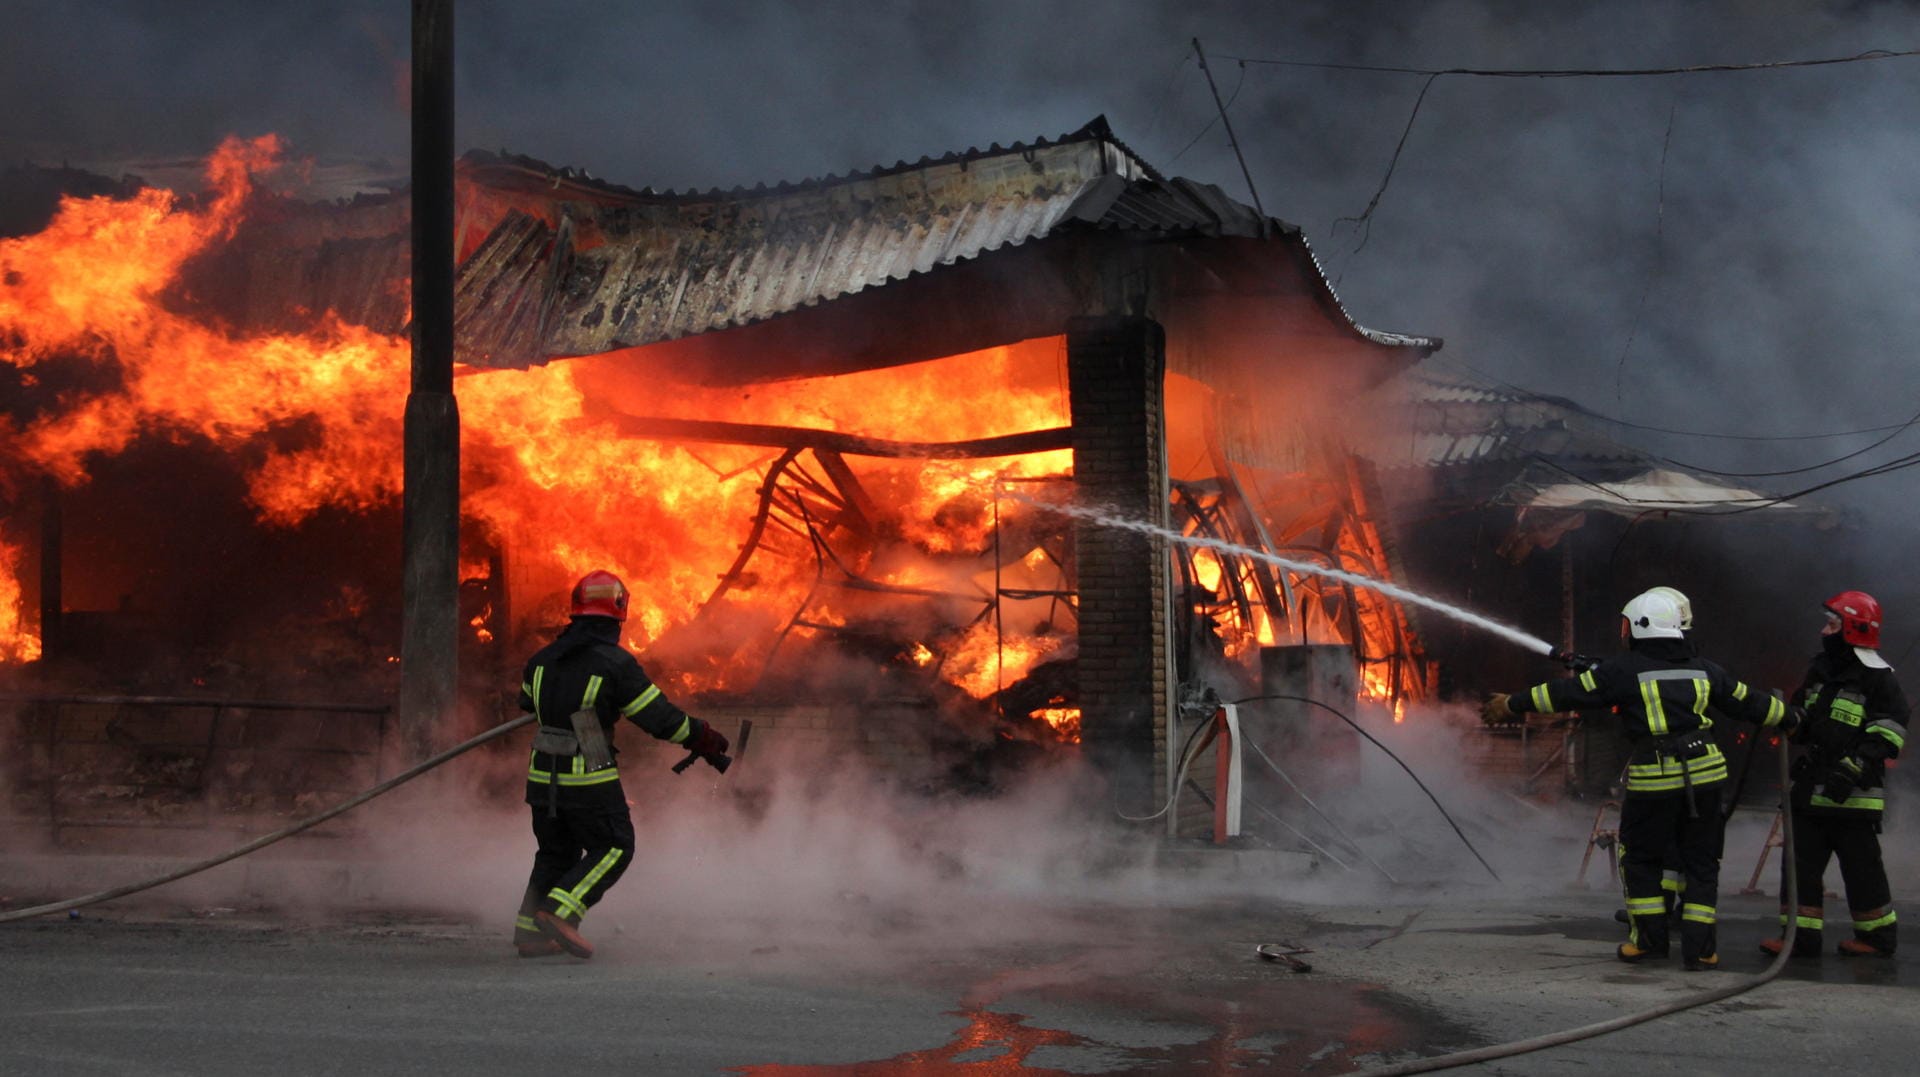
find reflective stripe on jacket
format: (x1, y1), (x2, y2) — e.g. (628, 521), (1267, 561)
(1511, 641), (1784, 797)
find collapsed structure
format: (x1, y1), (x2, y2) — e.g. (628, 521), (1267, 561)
(2, 119), (1447, 838)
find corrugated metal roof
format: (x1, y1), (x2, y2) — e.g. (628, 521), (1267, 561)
(451, 117), (1436, 367)
(1360, 367), (1821, 521)
(1363, 368), (1647, 470)
(1509, 467), (1808, 514)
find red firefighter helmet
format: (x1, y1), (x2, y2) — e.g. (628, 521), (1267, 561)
(570, 570), (630, 621)
(1824, 590), (1881, 649)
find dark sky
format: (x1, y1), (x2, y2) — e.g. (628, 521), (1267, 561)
(7, 0), (1920, 617)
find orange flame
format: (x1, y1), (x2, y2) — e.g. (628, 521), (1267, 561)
(0, 537), (41, 663)
(940, 619), (1067, 700)
(0, 138), (1075, 699)
(1359, 665), (1407, 723)
(1030, 698), (1081, 742)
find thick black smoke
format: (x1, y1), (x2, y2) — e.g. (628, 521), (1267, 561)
(9, 0), (1920, 665)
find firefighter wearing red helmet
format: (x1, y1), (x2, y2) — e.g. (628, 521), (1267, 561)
(510, 569), (731, 960)
(1483, 588), (1793, 970)
(1761, 590), (1910, 959)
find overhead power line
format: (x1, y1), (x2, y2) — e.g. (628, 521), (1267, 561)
(1412, 354), (1920, 508)
(1268, 45), (1920, 253)
(1425, 354), (1920, 446)
(1624, 407), (1920, 480)
(1569, 411), (1918, 443)
(1217, 47), (1920, 78)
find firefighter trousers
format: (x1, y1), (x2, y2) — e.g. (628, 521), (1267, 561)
(1778, 809), (1897, 953)
(1618, 789), (1725, 962)
(513, 801), (636, 944)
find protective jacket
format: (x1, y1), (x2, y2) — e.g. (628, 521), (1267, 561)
(1509, 637), (1788, 799)
(1790, 638), (1909, 818)
(518, 616), (699, 811)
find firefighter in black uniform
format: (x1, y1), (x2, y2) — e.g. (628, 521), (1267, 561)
(1484, 588), (1792, 970)
(511, 569), (731, 959)
(1761, 590), (1909, 958)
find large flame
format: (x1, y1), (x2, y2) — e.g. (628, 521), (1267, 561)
(0, 537), (40, 663)
(0, 137), (1074, 700)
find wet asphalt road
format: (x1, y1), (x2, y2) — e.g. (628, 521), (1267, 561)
(2, 883), (1913, 1076)
(0, 896), (1450, 1075)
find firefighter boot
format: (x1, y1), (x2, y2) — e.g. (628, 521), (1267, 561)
(1839, 913), (1896, 957)
(1680, 907), (1719, 970)
(1617, 941), (1669, 963)
(1760, 907), (1824, 958)
(512, 913), (563, 958)
(1759, 934), (1824, 958)
(1618, 903), (1670, 964)
(534, 909), (595, 959)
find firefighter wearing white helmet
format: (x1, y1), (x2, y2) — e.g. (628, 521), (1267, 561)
(1483, 588), (1794, 970)
(1645, 586), (1693, 632)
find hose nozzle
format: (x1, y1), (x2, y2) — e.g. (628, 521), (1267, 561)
(1552, 649), (1600, 672)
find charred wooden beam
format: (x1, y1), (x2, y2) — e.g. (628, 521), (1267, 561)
(588, 413), (1071, 460)
(811, 449), (879, 534)
(705, 447), (802, 609)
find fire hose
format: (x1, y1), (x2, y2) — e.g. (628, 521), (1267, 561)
(1344, 730), (1800, 1076)
(0, 713), (536, 925)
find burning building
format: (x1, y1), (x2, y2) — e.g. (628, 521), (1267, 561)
(1, 118), (1438, 831)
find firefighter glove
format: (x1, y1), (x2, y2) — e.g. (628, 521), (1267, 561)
(1821, 755), (1864, 803)
(1781, 704), (1806, 736)
(1481, 693), (1519, 725)
(1857, 735), (1892, 763)
(683, 718), (732, 770)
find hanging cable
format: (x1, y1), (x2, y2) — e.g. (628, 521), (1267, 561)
(1240, 733), (1399, 883)
(1118, 706), (1372, 872)
(1330, 72), (1439, 254)
(1230, 694), (1501, 881)
(1114, 710), (1219, 823)
(1612, 96), (1678, 407)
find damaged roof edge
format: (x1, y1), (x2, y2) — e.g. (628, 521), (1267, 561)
(1286, 227), (1441, 355)
(463, 115), (1163, 205)
(453, 116), (1439, 361)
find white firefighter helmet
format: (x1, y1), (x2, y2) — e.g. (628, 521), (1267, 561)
(1621, 589), (1686, 640)
(1645, 586), (1693, 632)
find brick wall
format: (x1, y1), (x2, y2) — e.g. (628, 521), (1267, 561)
(1066, 315), (1170, 818)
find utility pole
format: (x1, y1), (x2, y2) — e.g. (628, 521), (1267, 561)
(399, 0), (460, 753)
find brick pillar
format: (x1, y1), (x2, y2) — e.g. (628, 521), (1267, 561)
(1067, 315), (1170, 819)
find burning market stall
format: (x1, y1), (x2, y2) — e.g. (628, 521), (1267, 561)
(0, 119), (1438, 841)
